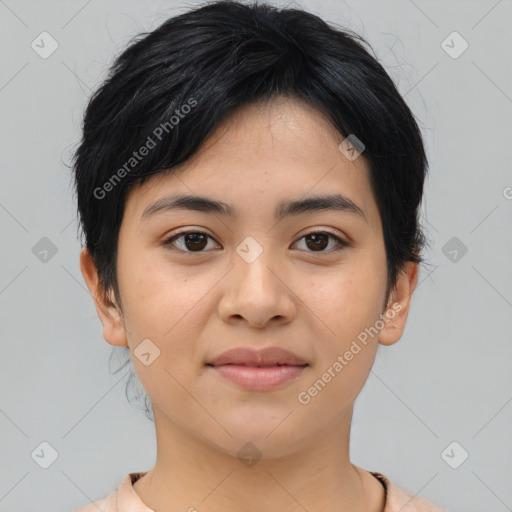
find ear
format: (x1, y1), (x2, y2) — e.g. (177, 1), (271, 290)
(378, 261), (419, 347)
(79, 247), (128, 347)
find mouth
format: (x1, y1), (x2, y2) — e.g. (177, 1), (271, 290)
(206, 363), (309, 391)
(207, 346), (308, 367)
(206, 363), (308, 368)
(205, 346), (309, 391)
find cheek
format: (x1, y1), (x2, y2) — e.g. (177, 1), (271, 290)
(119, 266), (201, 409)
(310, 260), (385, 332)
(118, 250), (214, 378)
(299, 269), (384, 412)
(304, 259), (386, 397)
(119, 244), (190, 327)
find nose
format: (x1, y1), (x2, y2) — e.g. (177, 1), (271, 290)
(217, 247), (296, 329)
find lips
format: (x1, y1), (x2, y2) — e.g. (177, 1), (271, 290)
(210, 364), (307, 391)
(206, 346), (308, 367)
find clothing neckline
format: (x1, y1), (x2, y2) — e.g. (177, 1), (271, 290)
(126, 470), (390, 512)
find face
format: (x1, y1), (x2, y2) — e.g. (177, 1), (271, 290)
(82, 95), (417, 459)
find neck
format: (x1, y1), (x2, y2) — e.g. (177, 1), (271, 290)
(132, 407), (385, 512)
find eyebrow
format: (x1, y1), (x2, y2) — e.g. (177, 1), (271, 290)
(141, 193), (368, 224)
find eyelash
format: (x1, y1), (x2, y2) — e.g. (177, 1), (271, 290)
(162, 229), (351, 256)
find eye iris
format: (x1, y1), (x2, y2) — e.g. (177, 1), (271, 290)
(305, 233), (329, 251)
(184, 233), (208, 251)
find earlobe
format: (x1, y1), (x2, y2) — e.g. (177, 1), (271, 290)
(79, 247), (128, 347)
(378, 261), (419, 347)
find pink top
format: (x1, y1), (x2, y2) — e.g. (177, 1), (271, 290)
(75, 471), (445, 511)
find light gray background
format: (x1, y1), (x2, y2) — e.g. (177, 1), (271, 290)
(1, 1), (511, 511)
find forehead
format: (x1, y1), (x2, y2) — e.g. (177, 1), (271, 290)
(123, 96), (381, 233)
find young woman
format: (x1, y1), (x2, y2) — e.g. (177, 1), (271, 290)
(73, 1), (444, 510)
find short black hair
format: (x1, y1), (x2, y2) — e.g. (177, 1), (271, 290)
(71, 0), (430, 416)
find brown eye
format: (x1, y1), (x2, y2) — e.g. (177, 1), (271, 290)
(164, 231), (219, 253)
(163, 230), (350, 255)
(293, 231), (349, 254)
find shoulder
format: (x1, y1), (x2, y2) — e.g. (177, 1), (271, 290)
(74, 487), (117, 512)
(371, 472), (446, 512)
(73, 473), (150, 512)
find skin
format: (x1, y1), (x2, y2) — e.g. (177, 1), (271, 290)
(80, 95), (418, 512)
